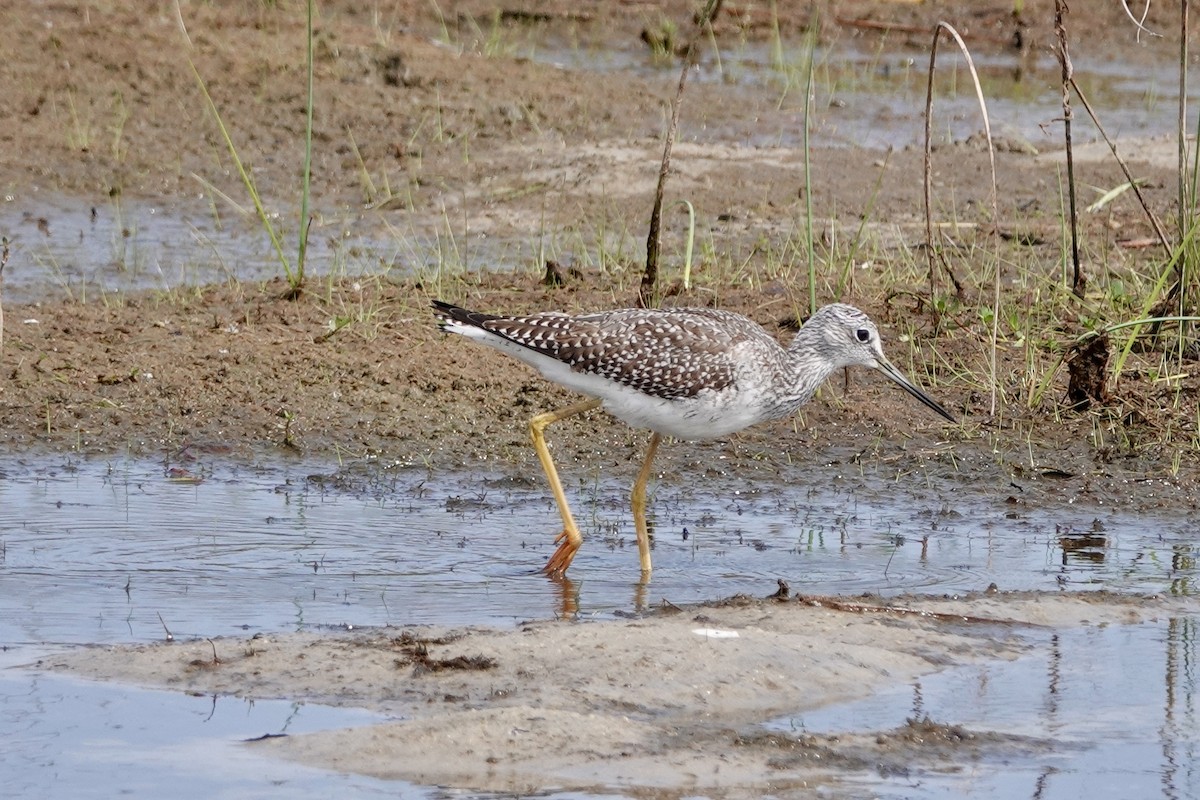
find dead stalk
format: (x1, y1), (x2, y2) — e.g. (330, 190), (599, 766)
(921, 34), (939, 322)
(157, 611), (175, 642)
(1067, 76), (1171, 257)
(639, 0), (723, 309)
(1054, 0), (1084, 298)
(1175, 0), (1191, 316)
(922, 22), (1000, 414)
(1179, 1), (1190, 240)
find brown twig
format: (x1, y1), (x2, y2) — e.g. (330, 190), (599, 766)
(1054, 1), (1084, 298)
(922, 38), (938, 322)
(792, 593), (1047, 627)
(157, 611), (175, 642)
(639, 0), (723, 309)
(1068, 76), (1171, 258)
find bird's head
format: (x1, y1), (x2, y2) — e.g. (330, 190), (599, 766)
(807, 303), (955, 423)
(808, 303), (887, 369)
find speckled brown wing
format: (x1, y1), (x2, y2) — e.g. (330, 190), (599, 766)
(481, 308), (746, 399)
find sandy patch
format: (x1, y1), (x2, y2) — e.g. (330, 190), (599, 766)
(39, 590), (1193, 796)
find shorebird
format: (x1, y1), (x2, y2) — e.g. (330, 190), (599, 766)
(433, 300), (954, 576)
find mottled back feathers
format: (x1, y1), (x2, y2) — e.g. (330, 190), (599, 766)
(434, 302), (774, 399)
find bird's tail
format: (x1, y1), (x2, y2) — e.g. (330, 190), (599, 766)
(431, 300), (462, 333)
(431, 300), (500, 334)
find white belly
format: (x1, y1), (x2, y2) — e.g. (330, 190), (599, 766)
(604, 390), (766, 439)
(527, 355), (767, 439)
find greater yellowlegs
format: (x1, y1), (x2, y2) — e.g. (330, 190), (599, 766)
(433, 300), (954, 576)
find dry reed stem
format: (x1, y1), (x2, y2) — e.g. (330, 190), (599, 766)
(1054, 1), (1084, 299)
(1067, 76), (1171, 257)
(640, 0), (723, 309)
(1179, 1), (1189, 233)
(1175, 1), (1190, 314)
(922, 22), (1000, 414)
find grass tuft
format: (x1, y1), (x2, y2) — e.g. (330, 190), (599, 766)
(173, 0), (315, 296)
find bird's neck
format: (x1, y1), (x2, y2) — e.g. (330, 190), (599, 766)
(772, 326), (841, 413)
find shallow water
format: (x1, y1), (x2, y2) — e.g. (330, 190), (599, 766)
(0, 193), (456, 305)
(0, 455), (1197, 798)
(0, 664), (400, 800)
(540, 37), (1199, 151)
(0, 455), (1194, 649)
(771, 620), (1200, 800)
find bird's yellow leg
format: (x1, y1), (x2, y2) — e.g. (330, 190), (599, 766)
(531, 397), (602, 576)
(631, 432), (662, 575)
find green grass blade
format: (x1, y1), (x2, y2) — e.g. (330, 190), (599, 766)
(174, 0), (295, 286)
(185, 55), (294, 283)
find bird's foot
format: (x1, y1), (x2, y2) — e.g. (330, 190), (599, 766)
(543, 529), (581, 576)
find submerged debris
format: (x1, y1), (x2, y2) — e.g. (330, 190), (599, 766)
(389, 631), (497, 673)
(541, 260), (582, 287)
(186, 639), (223, 671)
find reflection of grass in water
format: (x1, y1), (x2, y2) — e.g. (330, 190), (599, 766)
(34, 244), (86, 304)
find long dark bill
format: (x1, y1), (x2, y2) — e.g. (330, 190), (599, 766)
(874, 356), (956, 423)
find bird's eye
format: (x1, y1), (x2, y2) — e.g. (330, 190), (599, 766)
(855, 328), (871, 343)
